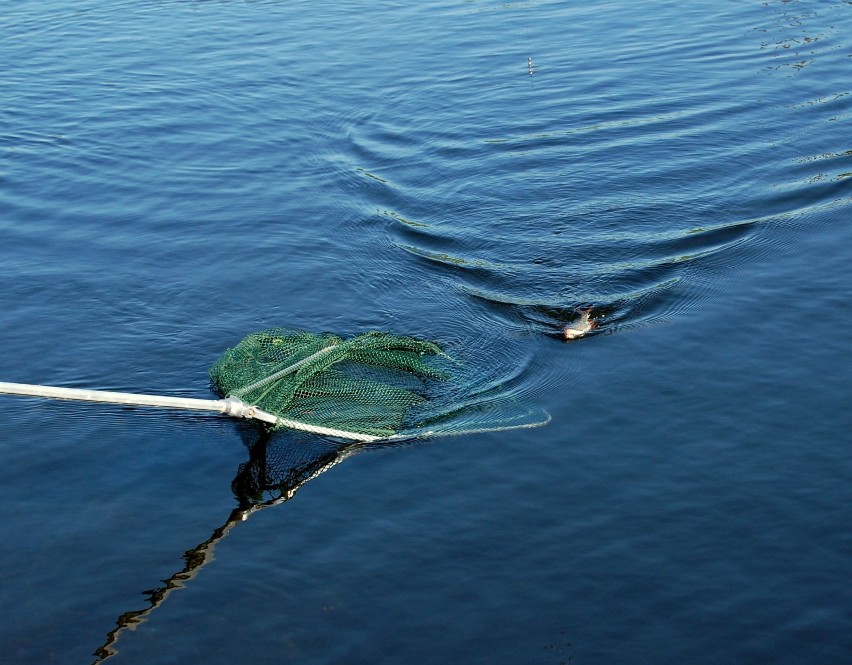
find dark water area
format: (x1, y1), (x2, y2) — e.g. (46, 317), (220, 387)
(1, 0), (851, 663)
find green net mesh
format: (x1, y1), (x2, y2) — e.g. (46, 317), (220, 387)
(209, 327), (548, 441)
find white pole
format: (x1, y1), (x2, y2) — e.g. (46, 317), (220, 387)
(0, 380), (382, 441)
(0, 381), (278, 425)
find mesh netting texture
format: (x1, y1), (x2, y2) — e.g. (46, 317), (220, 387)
(209, 327), (549, 441)
(209, 328), (451, 438)
(231, 431), (359, 506)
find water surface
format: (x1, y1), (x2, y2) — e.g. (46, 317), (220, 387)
(1, 1), (851, 663)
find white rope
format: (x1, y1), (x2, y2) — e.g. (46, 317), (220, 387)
(274, 416), (381, 443)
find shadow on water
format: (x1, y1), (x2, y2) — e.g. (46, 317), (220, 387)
(91, 427), (376, 664)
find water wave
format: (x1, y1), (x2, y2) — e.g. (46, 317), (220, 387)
(332, 0), (851, 345)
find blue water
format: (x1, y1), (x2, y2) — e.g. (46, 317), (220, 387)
(2, 1), (851, 663)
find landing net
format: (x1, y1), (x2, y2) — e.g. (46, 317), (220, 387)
(209, 327), (548, 442)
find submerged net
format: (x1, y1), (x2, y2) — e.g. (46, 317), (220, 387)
(209, 327), (548, 441)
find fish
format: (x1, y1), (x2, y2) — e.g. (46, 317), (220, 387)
(562, 308), (597, 340)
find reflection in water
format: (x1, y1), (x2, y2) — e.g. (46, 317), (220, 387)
(91, 429), (370, 664)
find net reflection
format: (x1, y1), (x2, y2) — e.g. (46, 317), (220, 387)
(91, 429), (370, 664)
